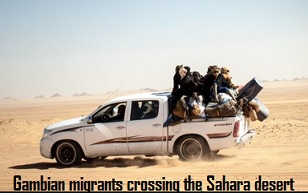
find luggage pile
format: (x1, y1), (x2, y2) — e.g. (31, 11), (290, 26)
(169, 65), (269, 123)
(202, 77), (270, 122)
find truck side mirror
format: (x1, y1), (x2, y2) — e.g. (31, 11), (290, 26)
(87, 116), (93, 124)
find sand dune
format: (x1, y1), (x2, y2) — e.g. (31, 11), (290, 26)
(0, 80), (307, 191)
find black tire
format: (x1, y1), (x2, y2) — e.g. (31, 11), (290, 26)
(55, 141), (82, 166)
(176, 136), (210, 161)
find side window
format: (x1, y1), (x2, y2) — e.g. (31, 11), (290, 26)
(130, 100), (159, 121)
(130, 101), (143, 120)
(92, 102), (126, 123)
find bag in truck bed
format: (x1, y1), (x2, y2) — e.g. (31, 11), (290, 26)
(237, 77), (263, 102)
(249, 98), (269, 121)
(205, 99), (239, 117)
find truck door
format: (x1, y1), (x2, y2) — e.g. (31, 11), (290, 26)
(126, 99), (164, 154)
(84, 102), (128, 156)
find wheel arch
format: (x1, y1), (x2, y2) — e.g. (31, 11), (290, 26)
(172, 134), (210, 155)
(51, 139), (85, 159)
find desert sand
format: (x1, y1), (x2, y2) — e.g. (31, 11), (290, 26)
(1, 79), (308, 191)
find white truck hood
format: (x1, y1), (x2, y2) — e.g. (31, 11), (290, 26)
(45, 117), (85, 132)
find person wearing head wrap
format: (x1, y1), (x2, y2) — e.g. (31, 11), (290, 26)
(215, 67), (240, 100)
(200, 65), (221, 104)
(171, 65), (191, 95)
(219, 67), (240, 90)
(171, 64), (183, 95)
(170, 65), (192, 114)
(141, 102), (157, 119)
(186, 71), (206, 117)
(171, 70), (204, 119)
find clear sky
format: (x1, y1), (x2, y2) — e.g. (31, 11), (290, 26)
(1, 0), (308, 99)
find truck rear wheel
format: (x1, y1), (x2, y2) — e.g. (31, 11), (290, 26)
(176, 136), (210, 161)
(55, 141), (82, 166)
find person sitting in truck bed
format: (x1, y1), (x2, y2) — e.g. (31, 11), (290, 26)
(171, 65), (192, 95)
(172, 70), (205, 120)
(170, 65), (192, 116)
(200, 65), (221, 104)
(215, 67), (239, 100)
(185, 71), (205, 118)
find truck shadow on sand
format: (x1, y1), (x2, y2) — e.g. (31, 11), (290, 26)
(9, 157), (163, 170)
(9, 154), (234, 170)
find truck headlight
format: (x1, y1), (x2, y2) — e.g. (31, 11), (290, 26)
(42, 128), (52, 138)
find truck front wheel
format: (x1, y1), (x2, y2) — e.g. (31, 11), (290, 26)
(176, 136), (210, 161)
(55, 141), (82, 166)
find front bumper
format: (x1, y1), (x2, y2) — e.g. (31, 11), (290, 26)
(40, 137), (54, 158)
(237, 129), (256, 148)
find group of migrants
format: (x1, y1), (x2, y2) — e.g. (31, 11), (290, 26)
(168, 64), (269, 123)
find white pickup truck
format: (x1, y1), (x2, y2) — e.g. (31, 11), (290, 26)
(40, 92), (256, 166)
